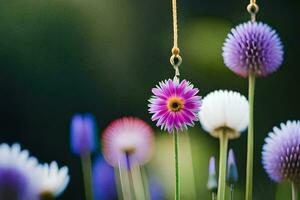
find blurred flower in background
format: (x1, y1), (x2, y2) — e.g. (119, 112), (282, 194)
(38, 161), (70, 199)
(227, 149), (238, 185)
(92, 156), (117, 200)
(222, 22), (284, 77)
(70, 113), (97, 156)
(148, 77), (202, 133)
(207, 156), (218, 192)
(0, 143), (70, 200)
(102, 117), (154, 168)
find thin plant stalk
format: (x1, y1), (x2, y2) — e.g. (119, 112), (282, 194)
(292, 182), (298, 200)
(217, 130), (229, 200)
(245, 72), (256, 200)
(80, 154), (94, 200)
(174, 132), (180, 200)
(212, 192), (216, 200)
(118, 159), (132, 200)
(131, 165), (147, 200)
(230, 184), (234, 200)
(114, 168), (123, 200)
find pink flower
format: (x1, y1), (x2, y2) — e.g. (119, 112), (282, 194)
(148, 77), (202, 133)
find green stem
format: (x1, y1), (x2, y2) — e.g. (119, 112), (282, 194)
(292, 182), (298, 200)
(245, 72), (256, 200)
(230, 184), (234, 200)
(217, 130), (229, 200)
(212, 192), (216, 200)
(80, 154), (94, 200)
(174, 133), (180, 200)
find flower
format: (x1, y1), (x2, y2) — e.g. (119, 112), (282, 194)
(148, 77), (202, 133)
(222, 21), (284, 77)
(38, 161), (70, 199)
(199, 90), (249, 139)
(0, 143), (40, 200)
(70, 113), (97, 156)
(92, 157), (117, 200)
(262, 120), (300, 182)
(102, 117), (154, 168)
(207, 157), (218, 192)
(227, 149), (238, 184)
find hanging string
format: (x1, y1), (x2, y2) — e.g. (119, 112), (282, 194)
(170, 0), (182, 77)
(247, 0), (259, 22)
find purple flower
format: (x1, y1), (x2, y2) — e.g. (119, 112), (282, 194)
(222, 22), (283, 77)
(92, 157), (117, 200)
(102, 117), (154, 168)
(207, 157), (218, 192)
(70, 114), (97, 156)
(148, 77), (202, 133)
(227, 149), (238, 184)
(262, 121), (300, 182)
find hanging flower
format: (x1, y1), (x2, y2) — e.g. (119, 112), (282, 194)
(227, 149), (238, 185)
(222, 21), (284, 77)
(262, 120), (300, 182)
(199, 90), (249, 139)
(102, 117), (154, 168)
(92, 157), (117, 200)
(148, 77), (202, 133)
(70, 113), (97, 156)
(0, 143), (40, 200)
(38, 161), (70, 199)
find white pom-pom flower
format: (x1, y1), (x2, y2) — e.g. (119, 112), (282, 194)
(199, 90), (249, 139)
(38, 161), (70, 198)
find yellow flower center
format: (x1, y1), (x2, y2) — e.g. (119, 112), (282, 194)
(167, 97), (184, 112)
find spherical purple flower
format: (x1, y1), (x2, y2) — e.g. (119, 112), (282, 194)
(222, 21), (283, 77)
(70, 113), (97, 156)
(92, 157), (117, 200)
(262, 121), (300, 182)
(102, 117), (154, 168)
(148, 77), (202, 133)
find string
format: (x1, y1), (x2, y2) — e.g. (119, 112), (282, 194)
(247, 0), (259, 22)
(170, 0), (182, 77)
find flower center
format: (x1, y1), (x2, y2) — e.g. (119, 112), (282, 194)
(167, 97), (184, 112)
(40, 192), (55, 200)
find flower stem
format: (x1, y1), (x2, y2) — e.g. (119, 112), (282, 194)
(212, 192), (216, 200)
(173, 133), (180, 200)
(292, 182), (298, 200)
(80, 154), (94, 200)
(217, 130), (229, 200)
(230, 184), (234, 200)
(245, 72), (256, 200)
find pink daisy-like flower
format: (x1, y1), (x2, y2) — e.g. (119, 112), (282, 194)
(148, 77), (202, 133)
(102, 117), (154, 168)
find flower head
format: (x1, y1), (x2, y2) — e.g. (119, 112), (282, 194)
(199, 90), (249, 139)
(207, 157), (218, 192)
(70, 113), (97, 156)
(223, 21), (283, 77)
(227, 149), (238, 184)
(148, 77), (202, 133)
(92, 157), (117, 200)
(102, 117), (154, 168)
(262, 121), (300, 183)
(0, 143), (40, 200)
(38, 161), (70, 199)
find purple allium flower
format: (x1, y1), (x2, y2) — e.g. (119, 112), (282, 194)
(92, 157), (117, 200)
(262, 121), (300, 182)
(222, 21), (283, 77)
(148, 77), (202, 133)
(102, 117), (154, 168)
(207, 157), (218, 192)
(70, 113), (97, 156)
(227, 149), (238, 184)
(0, 143), (40, 200)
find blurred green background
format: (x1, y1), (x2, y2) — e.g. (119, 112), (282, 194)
(0, 0), (299, 199)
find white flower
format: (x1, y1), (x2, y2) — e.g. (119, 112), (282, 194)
(38, 161), (70, 197)
(199, 90), (249, 139)
(0, 143), (40, 200)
